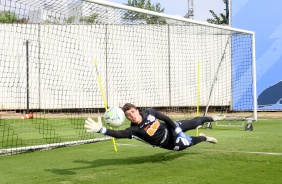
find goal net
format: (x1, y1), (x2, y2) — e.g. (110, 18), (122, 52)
(0, 0), (256, 155)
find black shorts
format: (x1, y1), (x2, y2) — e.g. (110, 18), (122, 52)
(160, 128), (191, 151)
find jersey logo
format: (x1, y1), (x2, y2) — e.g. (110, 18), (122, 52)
(140, 114), (156, 129)
(147, 114), (156, 122)
(146, 120), (160, 136)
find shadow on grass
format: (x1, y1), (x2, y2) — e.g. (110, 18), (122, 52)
(46, 151), (194, 175)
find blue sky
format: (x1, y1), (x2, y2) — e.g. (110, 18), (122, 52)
(106, 0), (226, 22)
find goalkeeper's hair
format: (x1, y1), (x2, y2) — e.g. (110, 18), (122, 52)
(122, 103), (137, 112)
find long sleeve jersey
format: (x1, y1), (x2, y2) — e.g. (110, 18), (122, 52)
(105, 108), (176, 146)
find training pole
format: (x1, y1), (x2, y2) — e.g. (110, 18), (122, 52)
(93, 58), (117, 152)
(196, 61), (201, 136)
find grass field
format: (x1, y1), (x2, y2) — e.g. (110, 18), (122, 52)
(1, 118), (282, 184)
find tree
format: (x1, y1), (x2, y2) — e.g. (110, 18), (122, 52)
(66, 16), (76, 24)
(79, 13), (99, 24)
(42, 18), (60, 25)
(0, 11), (18, 23)
(207, 10), (227, 25)
(15, 18), (28, 24)
(123, 0), (167, 24)
(207, 0), (228, 25)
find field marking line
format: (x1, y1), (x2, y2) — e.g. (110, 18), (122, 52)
(190, 148), (282, 156)
(116, 143), (282, 155)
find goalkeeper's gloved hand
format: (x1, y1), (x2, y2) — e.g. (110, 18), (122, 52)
(85, 117), (107, 134)
(174, 126), (192, 146)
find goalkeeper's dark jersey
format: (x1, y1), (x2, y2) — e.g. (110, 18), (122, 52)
(106, 108), (177, 147)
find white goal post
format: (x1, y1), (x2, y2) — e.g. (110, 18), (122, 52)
(0, 0), (256, 155)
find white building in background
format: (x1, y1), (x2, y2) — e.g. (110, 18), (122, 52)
(27, 1), (121, 24)
(28, 9), (41, 23)
(28, 3), (60, 23)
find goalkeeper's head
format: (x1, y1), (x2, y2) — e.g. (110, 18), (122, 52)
(122, 103), (137, 112)
(122, 103), (141, 124)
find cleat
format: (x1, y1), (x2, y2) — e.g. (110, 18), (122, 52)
(211, 114), (226, 121)
(199, 133), (217, 144)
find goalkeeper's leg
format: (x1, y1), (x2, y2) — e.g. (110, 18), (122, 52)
(172, 134), (217, 150)
(191, 134), (217, 146)
(177, 115), (226, 132)
(176, 117), (213, 132)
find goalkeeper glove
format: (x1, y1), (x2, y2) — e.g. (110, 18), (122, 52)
(85, 117), (107, 134)
(174, 126), (192, 146)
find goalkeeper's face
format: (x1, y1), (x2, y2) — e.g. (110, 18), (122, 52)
(125, 107), (142, 124)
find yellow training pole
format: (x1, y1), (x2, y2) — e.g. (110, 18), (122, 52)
(196, 61), (201, 136)
(93, 59), (117, 152)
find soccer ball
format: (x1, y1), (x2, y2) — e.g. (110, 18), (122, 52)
(104, 107), (125, 127)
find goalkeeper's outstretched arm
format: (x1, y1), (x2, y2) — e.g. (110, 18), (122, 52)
(85, 117), (132, 138)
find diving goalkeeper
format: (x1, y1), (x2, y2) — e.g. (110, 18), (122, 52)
(85, 103), (225, 151)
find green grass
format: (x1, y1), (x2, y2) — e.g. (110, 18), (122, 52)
(0, 118), (282, 184)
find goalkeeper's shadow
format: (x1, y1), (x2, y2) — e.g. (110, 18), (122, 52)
(46, 151), (194, 175)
